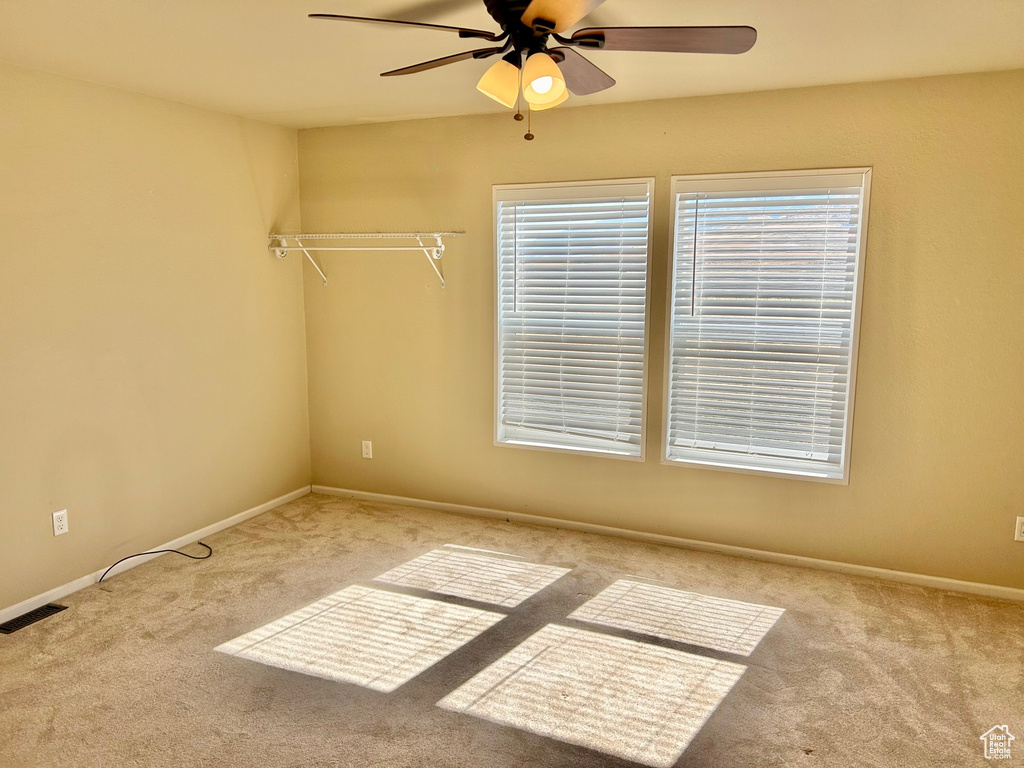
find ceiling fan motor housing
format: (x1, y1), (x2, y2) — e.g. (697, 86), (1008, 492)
(485, 0), (556, 55)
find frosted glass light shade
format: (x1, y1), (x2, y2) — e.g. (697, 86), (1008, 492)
(522, 53), (566, 106)
(477, 59), (520, 109)
(529, 88), (569, 111)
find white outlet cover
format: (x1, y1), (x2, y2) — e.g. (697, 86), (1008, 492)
(361, 441), (372, 459)
(52, 509), (68, 536)
(1015, 516), (1024, 542)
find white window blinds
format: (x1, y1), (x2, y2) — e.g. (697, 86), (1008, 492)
(495, 180), (653, 458)
(665, 170), (870, 480)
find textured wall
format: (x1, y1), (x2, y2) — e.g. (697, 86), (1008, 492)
(0, 62), (311, 609)
(298, 69), (1024, 589)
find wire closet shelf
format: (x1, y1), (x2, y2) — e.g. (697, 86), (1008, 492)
(268, 232), (465, 287)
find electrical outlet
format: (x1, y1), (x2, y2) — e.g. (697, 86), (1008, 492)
(361, 440), (373, 459)
(52, 509), (68, 537)
(1015, 516), (1024, 543)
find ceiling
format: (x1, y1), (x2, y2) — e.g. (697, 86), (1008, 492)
(2, 0), (1023, 128)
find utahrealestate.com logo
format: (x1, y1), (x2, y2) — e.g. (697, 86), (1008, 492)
(980, 726), (1015, 760)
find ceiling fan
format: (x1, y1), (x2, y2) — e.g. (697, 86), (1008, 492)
(311, 0), (756, 139)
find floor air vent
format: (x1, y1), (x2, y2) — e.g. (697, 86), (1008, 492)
(0, 604), (67, 634)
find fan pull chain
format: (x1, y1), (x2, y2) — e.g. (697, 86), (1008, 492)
(516, 69), (522, 118)
(512, 66), (533, 141)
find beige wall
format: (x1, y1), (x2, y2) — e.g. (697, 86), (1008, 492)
(0, 62), (311, 609)
(298, 69), (1024, 590)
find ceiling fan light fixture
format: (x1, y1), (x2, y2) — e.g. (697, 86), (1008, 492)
(529, 88), (569, 111)
(476, 57), (521, 109)
(522, 52), (566, 106)
(531, 76), (554, 95)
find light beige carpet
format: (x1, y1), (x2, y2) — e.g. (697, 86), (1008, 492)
(1, 492), (1021, 767)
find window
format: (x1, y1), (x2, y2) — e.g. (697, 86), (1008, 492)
(494, 179), (653, 458)
(664, 169), (871, 481)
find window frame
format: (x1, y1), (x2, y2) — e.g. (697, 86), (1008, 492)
(661, 167), (872, 484)
(492, 177), (656, 462)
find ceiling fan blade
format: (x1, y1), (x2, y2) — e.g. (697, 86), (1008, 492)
(381, 47), (502, 77)
(521, 0), (608, 34)
(309, 13), (499, 41)
(570, 26), (757, 54)
(549, 47), (615, 95)
(389, 0), (480, 22)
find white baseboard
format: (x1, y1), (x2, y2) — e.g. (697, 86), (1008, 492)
(312, 485), (1024, 603)
(0, 485), (311, 626)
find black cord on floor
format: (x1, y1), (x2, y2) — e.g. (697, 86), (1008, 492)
(98, 541), (213, 583)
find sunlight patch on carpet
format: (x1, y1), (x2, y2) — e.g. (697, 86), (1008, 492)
(437, 624), (745, 767)
(215, 585), (503, 692)
(570, 580), (785, 655)
(374, 547), (571, 607)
